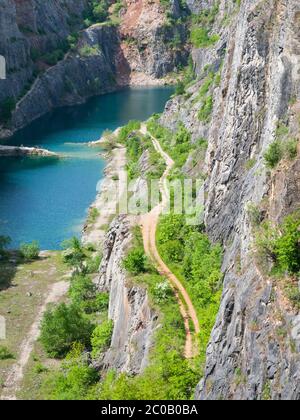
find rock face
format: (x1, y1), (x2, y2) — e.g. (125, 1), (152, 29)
(0, 0), (189, 136)
(96, 216), (156, 375)
(160, 0), (300, 400)
(0, 0), (88, 104)
(1, 0), (299, 400)
(0, 144), (58, 157)
(118, 0), (189, 83)
(11, 24), (121, 131)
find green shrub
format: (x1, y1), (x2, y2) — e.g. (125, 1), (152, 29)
(44, 343), (99, 400)
(0, 97), (16, 123)
(91, 320), (113, 358)
(69, 274), (96, 311)
(275, 212), (300, 274)
(67, 33), (79, 50)
(79, 45), (99, 57)
(245, 158), (256, 170)
(255, 211), (300, 275)
(40, 303), (93, 358)
(34, 363), (48, 374)
(264, 141), (283, 168)
(123, 248), (147, 275)
(118, 120), (141, 143)
(94, 292), (110, 312)
(175, 81), (185, 95)
(157, 214), (185, 244)
(69, 274), (107, 314)
(198, 95), (213, 122)
(93, 3), (109, 22)
(175, 122), (191, 144)
(30, 47), (41, 62)
(61, 237), (86, 267)
(199, 72), (215, 97)
(41, 49), (65, 65)
(153, 281), (173, 303)
(84, 253), (102, 274)
(159, 240), (184, 263)
(174, 59), (196, 96)
(246, 202), (261, 227)
(190, 27), (219, 48)
(0, 235), (11, 257)
(276, 122), (289, 139)
(0, 345), (14, 360)
(20, 241), (40, 261)
(87, 207), (99, 225)
(255, 221), (278, 264)
(285, 138), (298, 159)
(286, 284), (300, 310)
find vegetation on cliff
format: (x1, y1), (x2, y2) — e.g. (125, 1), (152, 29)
(251, 208), (300, 310)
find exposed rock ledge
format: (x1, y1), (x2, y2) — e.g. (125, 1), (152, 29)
(0, 145), (58, 157)
(96, 216), (157, 375)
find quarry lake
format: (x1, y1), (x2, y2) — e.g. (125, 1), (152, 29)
(0, 87), (173, 249)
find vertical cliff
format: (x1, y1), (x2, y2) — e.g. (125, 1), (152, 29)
(0, 0), (189, 136)
(0, 0), (88, 104)
(96, 215), (157, 375)
(117, 0), (189, 83)
(160, 0), (300, 400)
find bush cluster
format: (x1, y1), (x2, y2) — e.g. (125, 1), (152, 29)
(190, 4), (220, 48)
(264, 122), (298, 169)
(255, 211), (300, 275)
(20, 241), (40, 261)
(0, 97), (16, 124)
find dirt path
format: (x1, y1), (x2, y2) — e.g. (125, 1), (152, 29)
(140, 124), (200, 359)
(1, 280), (69, 401)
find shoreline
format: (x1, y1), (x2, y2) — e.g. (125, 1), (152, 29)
(82, 130), (127, 248)
(0, 77), (175, 141)
(0, 145), (59, 158)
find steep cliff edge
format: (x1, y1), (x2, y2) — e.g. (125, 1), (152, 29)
(159, 0), (300, 400)
(118, 0), (189, 84)
(96, 215), (157, 375)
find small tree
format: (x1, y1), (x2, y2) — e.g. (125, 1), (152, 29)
(61, 237), (85, 268)
(0, 345), (14, 360)
(123, 248), (147, 275)
(0, 97), (16, 123)
(20, 241), (40, 261)
(40, 303), (93, 358)
(91, 320), (113, 358)
(285, 139), (298, 160)
(264, 141), (283, 168)
(275, 212), (300, 274)
(0, 235), (11, 257)
(69, 274), (98, 313)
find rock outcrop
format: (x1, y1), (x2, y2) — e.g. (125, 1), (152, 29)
(118, 0), (189, 84)
(160, 0), (300, 400)
(96, 216), (156, 375)
(0, 144), (58, 157)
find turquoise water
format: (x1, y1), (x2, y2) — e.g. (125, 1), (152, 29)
(0, 87), (173, 249)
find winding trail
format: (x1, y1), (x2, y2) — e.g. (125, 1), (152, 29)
(1, 280), (69, 401)
(140, 124), (200, 359)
